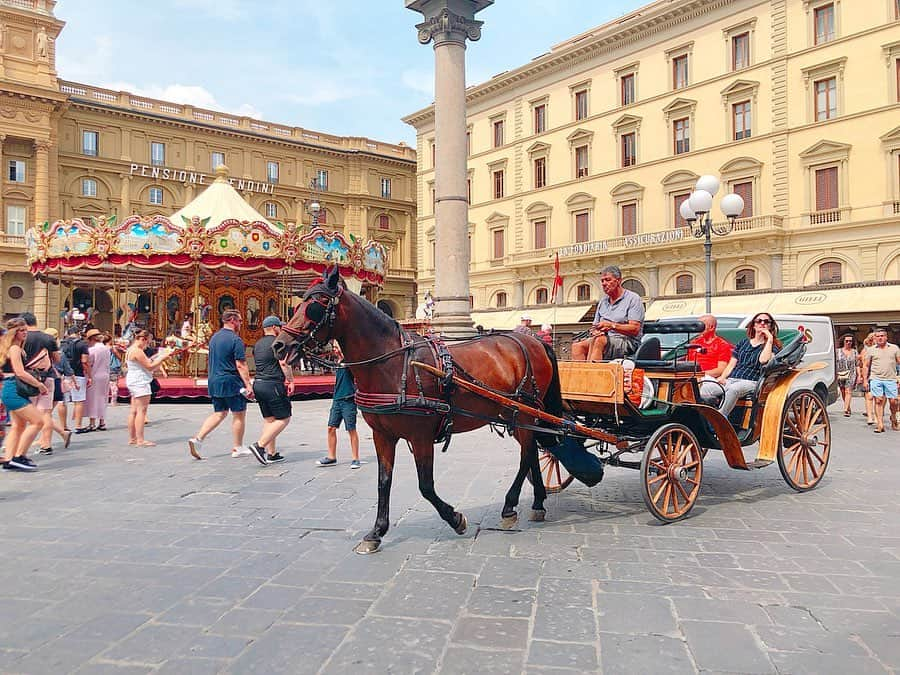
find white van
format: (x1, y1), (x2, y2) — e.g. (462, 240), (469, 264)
(649, 314), (838, 405)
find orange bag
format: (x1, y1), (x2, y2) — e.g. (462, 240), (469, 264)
(627, 368), (645, 406)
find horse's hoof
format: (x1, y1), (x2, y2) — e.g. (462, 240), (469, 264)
(354, 540), (381, 555)
(453, 512), (468, 535)
(530, 509), (546, 522)
(500, 513), (518, 530)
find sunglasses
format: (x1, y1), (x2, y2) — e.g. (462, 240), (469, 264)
(754, 318), (772, 325)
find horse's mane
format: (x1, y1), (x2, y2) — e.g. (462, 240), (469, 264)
(306, 277), (401, 342)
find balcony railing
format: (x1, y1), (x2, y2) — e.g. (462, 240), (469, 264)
(810, 208), (842, 225)
(894, 201), (900, 215)
(0, 233), (25, 246)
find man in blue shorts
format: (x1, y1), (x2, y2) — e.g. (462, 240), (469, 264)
(317, 342), (361, 468)
(188, 309), (254, 459)
(862, 328), (900, 433)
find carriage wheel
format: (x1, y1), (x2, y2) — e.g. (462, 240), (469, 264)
(640, 423), (703, 523)
(777, 390), (830, 492)
(532, 449), (574, 494)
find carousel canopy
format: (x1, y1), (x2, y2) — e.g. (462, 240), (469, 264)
(26, 166), (387, 291)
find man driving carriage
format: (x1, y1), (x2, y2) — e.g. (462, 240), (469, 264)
(572, 265), (644, 361)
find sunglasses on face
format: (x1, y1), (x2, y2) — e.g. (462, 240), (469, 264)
(754, 318), (772, 325)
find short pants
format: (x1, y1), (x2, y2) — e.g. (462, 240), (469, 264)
(328, 399), (357, 431)
(253, 380), (292, 420)
(1, 378), (31, 413)
(870, 378), (899, 399)
(211, 393), (247, 413)
(65, 376), (87, 403)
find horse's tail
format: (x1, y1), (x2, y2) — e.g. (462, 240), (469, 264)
(536, 340), (564, 448)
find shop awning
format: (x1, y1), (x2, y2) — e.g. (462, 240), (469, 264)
(470, 304), (595, 331)
(470, 310), (518, 330)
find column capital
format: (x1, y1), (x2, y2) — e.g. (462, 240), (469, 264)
(34, 139), (53, 152)
(415, 9), (483, 45)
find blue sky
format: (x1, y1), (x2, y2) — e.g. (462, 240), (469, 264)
(56, 0), (631, 146)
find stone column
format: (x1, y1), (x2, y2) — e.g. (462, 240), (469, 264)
(512, 279), (524, 308)
(648, 266), (660, 299)
(770, 254), (783, 289)
(34, 139), (52, 324)
(407, 0), (492, 337)
(120, 174), (131, 216)
(0, 135), (5, 232)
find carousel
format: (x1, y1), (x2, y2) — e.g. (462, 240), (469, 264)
(25, 166), (387, 394)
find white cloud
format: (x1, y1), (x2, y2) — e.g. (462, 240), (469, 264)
(170, 0), (245, 21)
(99, 81), (263, 119)
(401, 68), (433, 97)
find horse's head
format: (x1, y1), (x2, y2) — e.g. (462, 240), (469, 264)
(272, 265), (343, 365)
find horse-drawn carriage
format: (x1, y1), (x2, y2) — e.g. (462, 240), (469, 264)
(274, 268), (830, 553)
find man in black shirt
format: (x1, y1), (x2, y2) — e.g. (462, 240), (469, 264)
(61, 326), (92, 433)
(246, 316), (294, 465)
(21, 313), (68, 454)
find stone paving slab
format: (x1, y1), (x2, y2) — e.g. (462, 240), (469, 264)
(0, 398), (898, 673)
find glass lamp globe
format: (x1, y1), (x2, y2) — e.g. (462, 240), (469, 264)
(309, 200), (321, 215)
(720, 193), (745, 218)
(689, 189), (713, 215)
(679, 198), (697, 223)
(695, 174), (720, 197)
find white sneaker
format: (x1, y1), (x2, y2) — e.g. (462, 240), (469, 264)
(188, 437), (204, 460)
(231, 447), (252, 458)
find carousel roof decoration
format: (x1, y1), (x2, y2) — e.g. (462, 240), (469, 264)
(26, 165), (387, 288)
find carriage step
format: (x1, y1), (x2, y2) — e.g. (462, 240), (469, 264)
(747, 460), (773, 470)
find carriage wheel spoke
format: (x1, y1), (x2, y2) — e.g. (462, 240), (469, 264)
(675, 479), (692, 505)
(808, 446), (826, 465)
(669, 481), (680, 514)
(647, 473), (667, 485)
(652, 481), (667, 505)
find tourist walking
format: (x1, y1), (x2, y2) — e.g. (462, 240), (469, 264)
(85, 329), (111, 431)
(124, 330), (171, 446)
(22, 313), (69, 456)
(1, 318), (49, 472)
(317, 342), (360, 468)
(246, 316), (294, 465)
(62, 326), (92, 434)
(835, 334), (859, 417)
(188, 309), (254, 460)
(860, 332), (878, 424)
(861, 328), (900, 433)
(48, 327), (76, 433)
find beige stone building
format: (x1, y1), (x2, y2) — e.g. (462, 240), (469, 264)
(0, 0), (417, 326)
(405, 0), (900, 336)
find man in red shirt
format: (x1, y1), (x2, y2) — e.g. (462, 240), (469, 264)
(685, 314), (733, 404)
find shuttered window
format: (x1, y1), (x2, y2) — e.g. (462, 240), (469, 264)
(815, 167), (838, 211)
(533, 219), (547, 249)
(621, 203), (637, 236)
(575, 212), (589, 242)
(674, 193), (691, 228)
(576, 284), (591, 302)
(492, 229), (504, 259)
(735, 268), (756, 290)
(621, 132), (636, 167)
(818, 261), (842, 284)
(496, 291), (507, 308)
(732, 181), (753, 218)
(536, 288), (549, 304)
(675, 274), (694, 295)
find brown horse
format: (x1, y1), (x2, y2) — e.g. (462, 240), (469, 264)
(273, 267), (564, 554)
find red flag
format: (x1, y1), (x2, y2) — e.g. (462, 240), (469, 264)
(551, 253), (563, 301)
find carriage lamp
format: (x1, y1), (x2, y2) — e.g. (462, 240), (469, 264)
(678, 174), (745, 313)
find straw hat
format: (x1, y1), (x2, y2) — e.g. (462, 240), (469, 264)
(44, 327), (59, 338)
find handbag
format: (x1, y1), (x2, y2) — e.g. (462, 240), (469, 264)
(15, 376), (40, 398)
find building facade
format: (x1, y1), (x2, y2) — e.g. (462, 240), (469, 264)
(0, 0), (418, 325)
(405, 0), (900, 334)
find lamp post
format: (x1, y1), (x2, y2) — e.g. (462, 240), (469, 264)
(678, 174), (745, 313)
(307, 177), (321, 228)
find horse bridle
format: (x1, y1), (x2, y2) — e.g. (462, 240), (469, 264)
(279, 285), (342, 354)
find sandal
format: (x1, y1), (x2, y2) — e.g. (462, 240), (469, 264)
(96, 424), (107, 431)
(136, 441), (156, 447)
(842, 411), (851, 417)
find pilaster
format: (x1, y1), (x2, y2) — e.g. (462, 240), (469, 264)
(770, 0), (789, 216)
(119, 174), (131, 215)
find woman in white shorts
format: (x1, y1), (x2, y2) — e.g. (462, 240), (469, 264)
(125, 330), (170, 447)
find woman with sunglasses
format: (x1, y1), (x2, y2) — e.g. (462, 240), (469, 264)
(835, 334), (859, 417)
(715, 313), (782, 417)
(0, 318), (49, 471)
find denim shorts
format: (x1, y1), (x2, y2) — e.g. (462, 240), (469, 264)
(1, 378), (31, 412)
(328, 399), (357, 431)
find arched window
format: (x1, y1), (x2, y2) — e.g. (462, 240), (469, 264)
(535, 287), (549, 304)
(735, 268), (755, 290)
(495, 291), (507, 308)
(675, 274), (694, 295)
(818, 261), (841, 285)
(148, 186), (163, 205)
(576, 283), (591, 302)
(623, 278), (646, 297)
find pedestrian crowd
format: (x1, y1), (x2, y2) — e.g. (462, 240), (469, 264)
(836, 329), (900, 433)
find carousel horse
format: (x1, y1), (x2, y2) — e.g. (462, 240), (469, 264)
(273, 266), (563, 554)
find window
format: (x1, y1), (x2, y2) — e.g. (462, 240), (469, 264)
(317, 209), (327, 225)
(82, 131), (98, 156)
(378, 214), (390, 230)
(6, 205), (25, 236)
(621, 73), (635, 106)
(148, 187), (164, 205)
(814, 3), (835, 44)
(150, 142), (165, 166)
(211, 151), (225, 170)
(733, 101), (751, 140)
(897, 58), (900, 102)
(81, 178), (97, 197)
(621, 203), (637, 236)
(676, 274), (694, 295)
(496, 291), (507, 308)
(621, 132), (636, 167)
(623, 279), (646, 297)
(430, 141), (436, 167)
(380, 177), (392, 199)
(536, 288), (549, 305)
(673, 54), (689, 89)
(265, 202), (277, 218)
(534, 104), (546, 134)
(466, 131), (471, 156)
(819, 261), (842, 284)
(732, 181), (754, 218)
(492, 229), (504, 259)
(735, 268), (756, 290)
(576, 284), (591, 302)
(533, 219), (547, 249)
(732, 33), (750, 70)
(673, 118), (690, 154)
(815, 77), (837, 121)
(533, 157), (546, 189)
(574, 89), (588, 120)
(575, 145), (589, 178)
(493, 119), (504, 147)
(8, 160), (25, 182)
(815, 166), (838, 211)
(674, 193), (691, 228)
(575, 212), (589, 242)
(266, 161), (279, 184)
(430, 185), (436, 212)
(493, 169), (504, 199)
(466, 178), (471, 204)
(317, 169), (328, 191)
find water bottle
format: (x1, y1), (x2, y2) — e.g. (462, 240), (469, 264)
(239, 387), (252, 400)
(621, 359), (635, 392)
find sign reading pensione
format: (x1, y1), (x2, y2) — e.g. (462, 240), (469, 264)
(128, 164), (276, 196)
(557, 229), (685, 258)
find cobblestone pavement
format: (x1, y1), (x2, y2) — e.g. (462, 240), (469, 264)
(0, 397), (898, 674)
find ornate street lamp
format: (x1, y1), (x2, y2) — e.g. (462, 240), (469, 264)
(678, 174), (745, 313)
(307, 177), (322, 228)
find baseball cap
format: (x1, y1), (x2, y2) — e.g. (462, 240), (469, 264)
(262, 315), (282, 328)
(521, 314), (532, 321)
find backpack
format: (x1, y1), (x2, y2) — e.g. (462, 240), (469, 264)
(61, 338), (78, 364)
